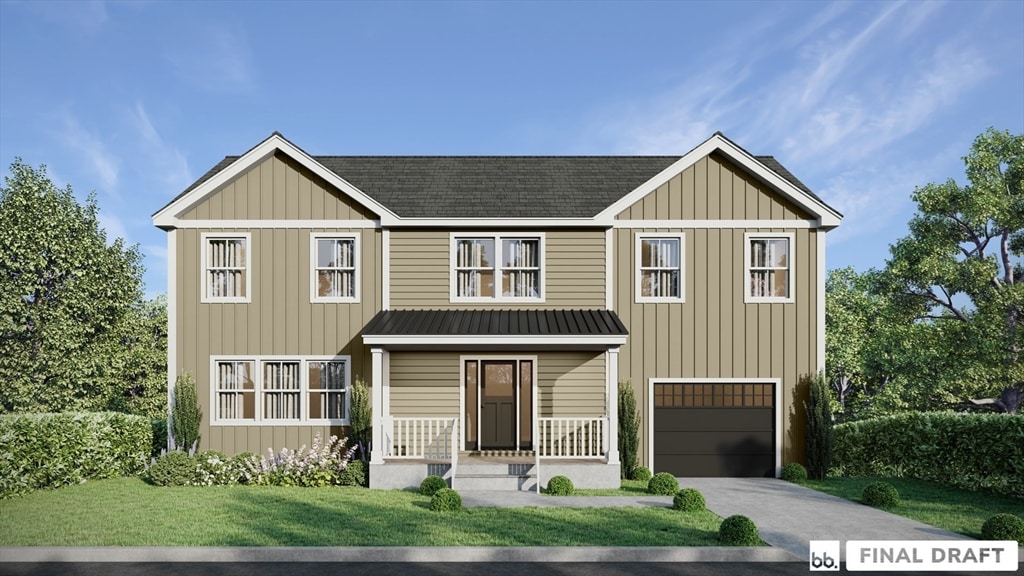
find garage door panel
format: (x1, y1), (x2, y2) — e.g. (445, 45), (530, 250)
(656, 453), (775, 477)
(654, 408), (772, 431)
(654, 430), (773, 455)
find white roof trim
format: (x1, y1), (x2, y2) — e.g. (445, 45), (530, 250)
(362, 334), (628, 346)
(594, 133), (842, 228)
(152, 133), (399, 228)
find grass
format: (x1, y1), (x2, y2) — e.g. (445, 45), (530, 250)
(799, 476), (1024, 539)
(0, 477), (729, 547)
(570, 479), (651, 496)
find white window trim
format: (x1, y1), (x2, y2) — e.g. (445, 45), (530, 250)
(449, 232), (546, 303)
(200, 232), (252, 303)
(634, 233), (685, 303)
(744, 232), (795, 304)
(210, 355), (351, 426)
(310, 232), (360, 303)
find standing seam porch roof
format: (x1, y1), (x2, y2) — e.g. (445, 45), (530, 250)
(362, 309), (628, 337)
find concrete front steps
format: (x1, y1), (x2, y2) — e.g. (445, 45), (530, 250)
(454, 459), (539, 492)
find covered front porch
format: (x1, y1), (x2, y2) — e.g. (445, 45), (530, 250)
(361, 309), (628, 491)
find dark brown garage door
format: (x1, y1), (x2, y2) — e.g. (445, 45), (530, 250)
(654, 382), (774, 477)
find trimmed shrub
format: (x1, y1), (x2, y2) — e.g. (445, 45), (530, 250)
(420, 475), (448, 496)
(981, 514), (1024, 546)
(862, 481), (900, 508)
(648, 472), (679, 495)
(430, 488), (462, 512)
(719, 515), (760, 546)
(339, 460), (367, 487)
(171, 373), (202, 452)
(832, 412), (1024, 497)
(804, 372), (833, 480)
(150, 419), (168, 457)
(673, 488), (706, 512)
(631, 466), (652, 482)
(146, 450), (197, 487)
(618, 380), (640, 480)
(781, 462), (808, 483)
(0, 412), (151, 498)
(545, 475), (574, 495)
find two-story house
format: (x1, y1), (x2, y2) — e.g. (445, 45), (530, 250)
(152, 132), (841, 490)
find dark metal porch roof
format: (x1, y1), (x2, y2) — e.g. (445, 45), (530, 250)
(362, 309), (627, 339)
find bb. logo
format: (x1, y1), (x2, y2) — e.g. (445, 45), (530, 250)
(809, 540), (840, 571)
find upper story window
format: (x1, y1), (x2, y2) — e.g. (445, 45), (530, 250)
(311, 234), (359, 302)
(745, 233), (794, 303)
(212, 356), (349, 424)
(635, 233), (685, 303)
(451, 234), (543, 302)
(202, 233), (251, 303)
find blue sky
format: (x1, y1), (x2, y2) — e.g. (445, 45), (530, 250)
(1, 0), (1022, 299)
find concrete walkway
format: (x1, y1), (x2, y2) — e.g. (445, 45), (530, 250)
(460, 478), (982, 561)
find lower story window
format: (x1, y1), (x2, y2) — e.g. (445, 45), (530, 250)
(212, 356), (350, 424)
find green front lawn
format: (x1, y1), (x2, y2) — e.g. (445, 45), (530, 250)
(800, 477), (1024, 539)
(571, 479), (650, 496)
(0, 477), (726, 547)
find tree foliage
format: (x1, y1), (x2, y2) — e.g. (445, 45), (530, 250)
(826, 128), (1023, 418)
(171, 372), (201, 451)
(0, 159), (166, 417)
(803, 372), (833, 480)
(348, 375), (372, 460)
(617, 380), (639, 480)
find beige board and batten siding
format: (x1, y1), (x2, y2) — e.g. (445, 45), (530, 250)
(179, 152), (378, 221)
(615, 153), (813, 221)
(389, 229), (606, 309)
(176, 226), (381, 456)
(388, 351), (606, 418)
(613, 152), (819, 468)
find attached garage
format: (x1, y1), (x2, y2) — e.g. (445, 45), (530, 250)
(651, 380), (779, 477)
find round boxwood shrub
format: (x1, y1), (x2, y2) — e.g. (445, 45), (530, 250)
(145, 450), (197, 487)
(429, 487), (462, 512)
(673, 488), (706, 512)
(545, 475), (574, 495)
(781, 462), (808, 483)
(339, 460), (367, 487)
(719, 514), (760, 546)
(981, 514), (1024, 545)
(647, 472), (679, 495)
(420, 474), (448, 496)
(862, 481), (900, 508)
(631, 466), (652, 482)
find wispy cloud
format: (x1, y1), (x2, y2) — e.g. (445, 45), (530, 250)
(165, 25), (253, 92)
(97, 209), (128, 245)
(130, 102), (191, 191)
(56, 112), (120, 194)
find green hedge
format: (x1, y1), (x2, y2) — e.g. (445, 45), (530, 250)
(0, 412), (151, 497)
(832, 413), (1024, 497)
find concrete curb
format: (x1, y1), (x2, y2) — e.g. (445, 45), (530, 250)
(0, 546), (801, 563)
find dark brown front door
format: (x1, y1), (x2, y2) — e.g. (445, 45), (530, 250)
(480, 361), (516, 449)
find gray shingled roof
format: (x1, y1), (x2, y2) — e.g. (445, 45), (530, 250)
(362, 309), (628, 337)
(162, 147), (822, 219)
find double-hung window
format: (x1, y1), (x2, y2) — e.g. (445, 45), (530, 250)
(745, 233), (794, 303)
(212, 356), (350, 424)
(452, 234), (543, 301)
(635, 233), (685, 302)
(202, 233), (251, 302)
(311, 234), (358, 302)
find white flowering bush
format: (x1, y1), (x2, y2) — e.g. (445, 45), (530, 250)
(193, 450), (239, 486)
(242, 433), (357, 487)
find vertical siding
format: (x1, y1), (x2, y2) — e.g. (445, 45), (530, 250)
(389, 229), (606, 309)
(615, 226), (818, 468)
(179, 153), (377, 221)
(615, 154), (812, 221)
(176, 226), (381, 456)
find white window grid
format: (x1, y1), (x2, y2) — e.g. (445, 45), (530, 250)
(211, 356), (350, 425)
(201, 233), (251, 303)
(310, 234), (359, 302)
(635, 233), (685, 303)
(451, 233), (545, 302)
(745, 233), (795, 303)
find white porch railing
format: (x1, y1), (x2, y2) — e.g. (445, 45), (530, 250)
(536, 417), (606, 458)
(386, 417), (460, 460)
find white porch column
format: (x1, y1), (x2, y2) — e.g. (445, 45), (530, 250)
(606, 347), (620, 464)
(370, 347), (385, 465)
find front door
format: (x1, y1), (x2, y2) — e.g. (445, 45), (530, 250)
(480, 361), (516, 449)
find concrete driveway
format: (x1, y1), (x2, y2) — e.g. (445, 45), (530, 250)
(679, 478), (973, 560)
